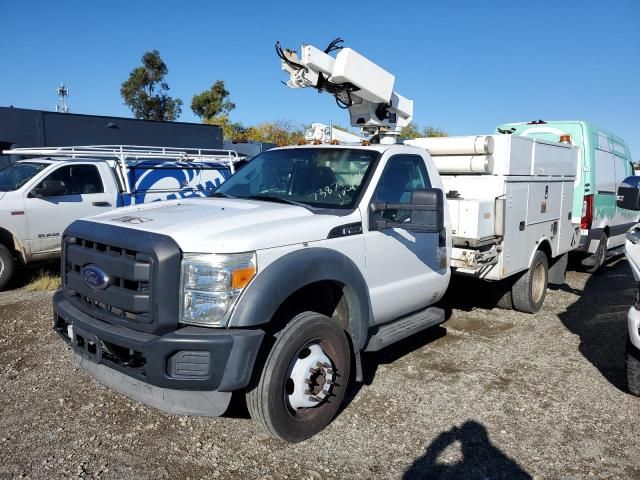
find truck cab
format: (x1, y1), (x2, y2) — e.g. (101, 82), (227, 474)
(496, 120), (637, 271)
(53, 143), (450, 442)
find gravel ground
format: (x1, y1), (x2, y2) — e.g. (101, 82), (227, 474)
(1, 259), (639, 479)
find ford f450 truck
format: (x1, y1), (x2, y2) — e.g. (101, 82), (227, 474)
(0, 145), (239, 289)
(52, 40), (579, 442)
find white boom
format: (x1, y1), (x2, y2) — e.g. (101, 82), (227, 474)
(277, 39), (413, 143)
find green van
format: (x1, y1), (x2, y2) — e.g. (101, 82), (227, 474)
(496, 120), (637, 272)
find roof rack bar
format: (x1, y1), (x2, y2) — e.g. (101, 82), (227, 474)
(2, 145), (242, 162)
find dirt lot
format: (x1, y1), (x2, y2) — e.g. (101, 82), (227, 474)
(1, 260), (639, 479)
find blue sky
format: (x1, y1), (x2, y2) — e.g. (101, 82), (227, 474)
(1, 1), (639, 157)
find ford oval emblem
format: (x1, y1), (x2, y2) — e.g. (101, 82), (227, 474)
(81, 264), (110, 290)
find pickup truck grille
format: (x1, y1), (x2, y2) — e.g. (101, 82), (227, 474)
(62, 220), (182, 334)
(65, 237), (154, 324)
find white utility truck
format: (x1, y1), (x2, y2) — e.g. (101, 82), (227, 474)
(53, 39), (578, 442)
(0, 145), (240, 289)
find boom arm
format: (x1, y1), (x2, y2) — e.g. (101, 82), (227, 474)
(277, 39), (413, 143)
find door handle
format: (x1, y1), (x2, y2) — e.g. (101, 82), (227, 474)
(92, 201), (111, 207)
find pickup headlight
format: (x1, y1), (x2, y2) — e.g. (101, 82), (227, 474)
(180, 252), (256, 327)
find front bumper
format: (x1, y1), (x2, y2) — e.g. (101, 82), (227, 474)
(53, 290), (264, 416)
(628, 305), (640, 351)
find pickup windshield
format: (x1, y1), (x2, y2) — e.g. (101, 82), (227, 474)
(0, 162), (49, 192)
(214, 148), (379, 209)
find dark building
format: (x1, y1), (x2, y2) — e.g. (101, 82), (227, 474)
(0, 107), (223, 168)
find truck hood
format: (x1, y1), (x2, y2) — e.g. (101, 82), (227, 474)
(86, 198), (348, 253)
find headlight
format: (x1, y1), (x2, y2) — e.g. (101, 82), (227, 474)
(180, 252), (256, 327)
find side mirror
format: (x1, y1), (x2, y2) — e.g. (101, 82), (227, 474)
(32, 180), (66, 197)
(370, 188), (444, 233)
(617, 176), (640, 211)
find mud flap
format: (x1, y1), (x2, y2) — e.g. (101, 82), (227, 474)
(548, 253), (568, 285)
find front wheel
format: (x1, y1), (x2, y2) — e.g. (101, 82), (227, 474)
(512, 250), (548, 313)
(0, 244), (16, 291)
(246, 311), (351, 442)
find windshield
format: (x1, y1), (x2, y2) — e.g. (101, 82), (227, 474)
(214, 148), (379, 209)
(0, 162), (49, 192)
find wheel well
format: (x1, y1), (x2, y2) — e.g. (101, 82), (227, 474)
(537, 240), (552, 261)
(270, 280), (350, 334)
(0, 227), (21, 261)
(603, 226), (610, 237)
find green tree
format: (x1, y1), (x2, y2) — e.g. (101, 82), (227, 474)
(191, 80), (236, 122)
(246, 120), (305, 145)
(400, 122), (448, 139)
(120, 50), (182, 121)
(205, 114), (247, 142)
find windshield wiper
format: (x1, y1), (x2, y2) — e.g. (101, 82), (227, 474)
(244, 194), (306, 207)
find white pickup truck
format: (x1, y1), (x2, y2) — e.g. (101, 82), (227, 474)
(0, 146), (239, 289)
(52, 41), (580, 442)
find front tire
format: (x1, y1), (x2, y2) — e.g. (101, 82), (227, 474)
(0, 244), (16, 291)
(512, 250), (548, 313)
(627, 338), (640, 396)
(246, 311), (351, 442)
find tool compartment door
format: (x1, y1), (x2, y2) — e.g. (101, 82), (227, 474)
(501, 182), (530, 277)
(526, 181), (562, 226)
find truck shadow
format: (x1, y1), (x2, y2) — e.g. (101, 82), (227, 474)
(556, 258), (633, 393)
(438, 275), (510, 311)
(403, 420), (532, 479)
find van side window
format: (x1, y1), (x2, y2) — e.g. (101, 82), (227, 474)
(373, 155), (431, 222)
(37, 165), (104, 196)
(594, 149), (617, 194)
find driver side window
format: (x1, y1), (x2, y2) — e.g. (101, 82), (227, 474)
(373, 155), (431, 222)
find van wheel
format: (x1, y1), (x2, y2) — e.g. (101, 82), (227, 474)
(0, 244), (16, 291)
(627, 338), (640, 396)
(585, 232), (607, 274)
(512, 250), (548, 313)
(246, 311), (351, 442)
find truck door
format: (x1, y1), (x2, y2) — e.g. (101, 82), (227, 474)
(361, 153), (445, 324)
(24, 163), (115, 255)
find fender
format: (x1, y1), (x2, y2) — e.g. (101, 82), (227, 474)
(229, 247), (372, 351)
(529, 237), (552, 266)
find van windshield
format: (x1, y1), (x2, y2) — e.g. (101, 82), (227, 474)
(0, 162), (49, 192)
(214, 148), (379, 209)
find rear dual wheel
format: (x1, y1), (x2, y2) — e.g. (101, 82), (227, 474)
(512, 250), (548, 314)
(246, 312), (351, 443)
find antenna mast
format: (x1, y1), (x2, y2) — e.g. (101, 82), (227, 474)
(56, 83), (70, 113)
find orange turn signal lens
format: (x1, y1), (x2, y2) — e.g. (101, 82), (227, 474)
(559, 134), (572, 144)
(231, 266), (256, 289)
